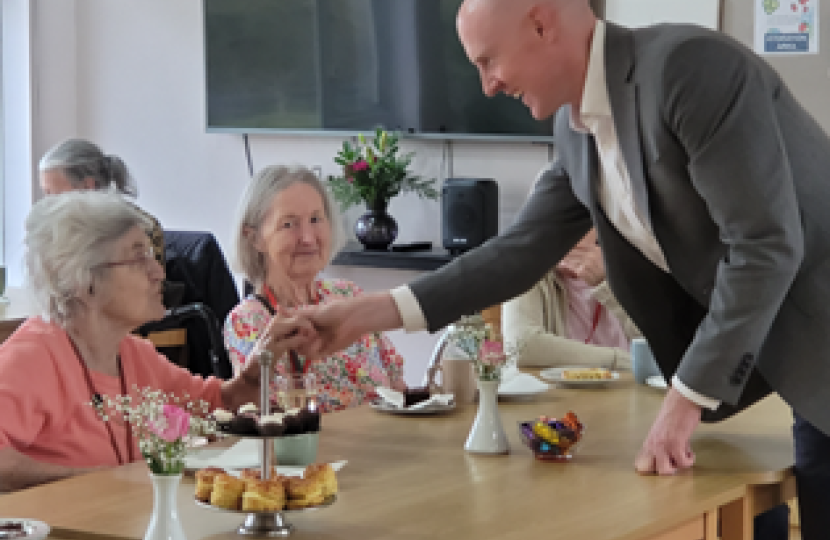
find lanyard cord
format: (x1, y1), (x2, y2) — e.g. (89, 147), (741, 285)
(583, 303), (603, 345)
(69, 338), (133, 465)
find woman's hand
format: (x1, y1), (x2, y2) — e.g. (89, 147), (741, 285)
(556, 240), (606, 287)
(222, 314), (317, 411)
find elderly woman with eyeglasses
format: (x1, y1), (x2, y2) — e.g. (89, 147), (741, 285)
(0, 191), (314, 492)
(224, 165), (406, 412)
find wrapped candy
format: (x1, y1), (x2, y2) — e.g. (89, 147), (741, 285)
(519, 411), (584, 461)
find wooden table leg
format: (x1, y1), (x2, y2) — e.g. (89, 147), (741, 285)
(721, 495), (751, 540)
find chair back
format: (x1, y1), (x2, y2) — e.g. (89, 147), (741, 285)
(138, 230), (239, 378)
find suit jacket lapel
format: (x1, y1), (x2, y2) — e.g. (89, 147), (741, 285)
(604, 23), (652, 232)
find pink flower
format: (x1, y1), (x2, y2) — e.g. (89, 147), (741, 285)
(150, 404), (191, 442)
(352, 159), (369, 172)
(480, 340), (506, 367)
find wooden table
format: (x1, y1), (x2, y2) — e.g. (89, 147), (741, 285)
(0, 381), (794, 540)
(0, 287), (36, 343)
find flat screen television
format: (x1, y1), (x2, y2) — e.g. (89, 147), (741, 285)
(203, 0), (553, 142)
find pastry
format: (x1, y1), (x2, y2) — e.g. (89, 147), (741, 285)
(297, 407), (321, 432)
(194, 466), (226, 502)
(229, 412), (259, 435)
(282, 408), (304, 435)
(211, 408), (234, 431)
(238, 402), (260, 415)
(258, 413), (286, 436)
(242, 490), (283, 512)
(284, 476), (325, 509)
(403, 386), (430, 407)
(210, 473), (246, 510)
(304, 463), (338, 497)
(562, 367), (612, 380)
(263, 477), (287, 510)
(240, 467), (278, 484)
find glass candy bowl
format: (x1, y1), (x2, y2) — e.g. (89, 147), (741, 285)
(519, 411), (584, 461)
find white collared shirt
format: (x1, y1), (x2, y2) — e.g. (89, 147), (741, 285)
(392, 20), (718, 410)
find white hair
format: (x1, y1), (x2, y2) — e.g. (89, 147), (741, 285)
(25, 190), (152, 325)
(231, 165), (345, 287)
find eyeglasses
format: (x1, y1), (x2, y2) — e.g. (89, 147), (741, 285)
(97, 246), (157, 272)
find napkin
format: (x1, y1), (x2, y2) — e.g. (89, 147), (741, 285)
(498, 365), (550, 395)
(185, 438), (260, 470)
(185, 439), (348, 474)
(375, 387), (455, 410)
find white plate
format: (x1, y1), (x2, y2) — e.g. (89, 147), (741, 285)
(645, 375), (669, 390)
(539, 367), (621, 387)
(369, 400), (456, 415)
(0, 519), (50, 540)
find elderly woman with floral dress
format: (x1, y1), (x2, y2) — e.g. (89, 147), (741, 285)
(224, 165), (406, 412)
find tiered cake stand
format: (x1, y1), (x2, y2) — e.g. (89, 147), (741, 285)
(195, 350), (334, 537)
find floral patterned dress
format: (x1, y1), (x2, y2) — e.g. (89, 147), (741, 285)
(223, 278), (406, 412)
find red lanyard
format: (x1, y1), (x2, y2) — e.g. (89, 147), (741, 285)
(69, 338), (134, 465)
(583, 304), (603, 345)
(262, 285), (318, 374)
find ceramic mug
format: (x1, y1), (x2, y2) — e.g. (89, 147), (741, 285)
(630, 338), (661, 384)
(433, 357), (477, 403)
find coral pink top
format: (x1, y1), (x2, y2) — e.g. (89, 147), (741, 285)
(0, 317), (224, 467)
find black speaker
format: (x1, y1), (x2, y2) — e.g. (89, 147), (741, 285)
(442, 178), (499, 255)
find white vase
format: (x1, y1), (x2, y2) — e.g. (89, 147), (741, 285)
(144, 473), (187, 540)
(464, 379), (509, 454)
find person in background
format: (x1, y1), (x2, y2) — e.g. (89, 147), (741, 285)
(502, 228), (639, 369)
(223, 165), (406, 412)
(38, 138), (165, 265)
(0, 191), (312, 492)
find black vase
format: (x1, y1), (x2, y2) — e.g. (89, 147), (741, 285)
(355, 201), (398, 251)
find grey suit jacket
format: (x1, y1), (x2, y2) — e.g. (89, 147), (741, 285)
(411, 22), (830, 435)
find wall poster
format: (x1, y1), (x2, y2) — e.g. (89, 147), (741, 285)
(755, 0), (819, 54)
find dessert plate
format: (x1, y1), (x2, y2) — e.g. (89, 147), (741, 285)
(645, 375), (669, 391)
(539, 367), (621, 388)
(369, 399), (456, 415)
(0, 519), (50, 540)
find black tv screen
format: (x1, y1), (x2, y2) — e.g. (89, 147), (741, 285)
(203, 0), (553, 142)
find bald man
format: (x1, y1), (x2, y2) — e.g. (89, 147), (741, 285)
(303, 2), (830, 537)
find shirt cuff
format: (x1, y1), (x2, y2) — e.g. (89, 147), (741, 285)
(671, 375), (721, 411)
(390, 286), (428, 332)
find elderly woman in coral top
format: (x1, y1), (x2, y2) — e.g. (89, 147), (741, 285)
(224, 165), (405, 412)
(0, 191), (313, 492)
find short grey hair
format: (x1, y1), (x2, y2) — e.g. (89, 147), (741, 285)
(25, 190), (152, 325)
(232, 165), (344, 287)
(39, 138), (138, 197)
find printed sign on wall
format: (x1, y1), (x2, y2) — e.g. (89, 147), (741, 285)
(756, 0), (819, 54)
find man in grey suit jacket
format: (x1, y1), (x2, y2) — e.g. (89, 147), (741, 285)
(302, 0), (829, 537)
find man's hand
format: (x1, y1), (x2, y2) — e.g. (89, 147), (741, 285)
(298, 292), (403, 357)
(634, 387), (701, 475)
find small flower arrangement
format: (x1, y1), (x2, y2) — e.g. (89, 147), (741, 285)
(327, 127), (438, 210)
(93, 387), (218, 475)
(448, 314), (516, 381)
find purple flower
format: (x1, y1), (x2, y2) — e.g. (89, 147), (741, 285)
(352, 159), (370, 172)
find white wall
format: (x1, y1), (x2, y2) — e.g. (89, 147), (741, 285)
(24, 0), (548, 384)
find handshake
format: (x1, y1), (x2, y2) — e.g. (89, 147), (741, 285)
(251, 291), (404, 363)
